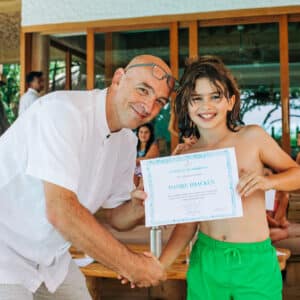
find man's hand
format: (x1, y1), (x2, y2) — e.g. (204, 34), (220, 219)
(118, 251), (166, 288)
(237, 171), (273, 197)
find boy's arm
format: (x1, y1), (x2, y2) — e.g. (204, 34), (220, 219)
(274, 191), (289, 227)
(160, 223), (198, 269)
(238, 126), (300, 196)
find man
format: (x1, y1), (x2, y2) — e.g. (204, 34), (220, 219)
(0, 55), (175, 299)
(18, 71), (45, 115)
(0, 78), (9, 135)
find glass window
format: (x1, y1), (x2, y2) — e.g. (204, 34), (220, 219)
(49, 46), (66, 91)
(198, 23), (281, 142)
(95, 28), (172, 154)
(288, 22), (300, 159)
(49, 33), (86, 91)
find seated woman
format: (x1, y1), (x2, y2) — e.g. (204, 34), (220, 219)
(134, 123), (159, 187)
(172, 130), (198, 155)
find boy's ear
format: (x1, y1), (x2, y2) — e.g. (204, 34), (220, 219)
(111, 68), (125, 86)
(228, 95), (236, 111)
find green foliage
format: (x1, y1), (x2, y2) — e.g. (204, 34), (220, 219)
(0, 64), (20, 124)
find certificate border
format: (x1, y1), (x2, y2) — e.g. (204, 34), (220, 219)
(142, 148), (241, 227)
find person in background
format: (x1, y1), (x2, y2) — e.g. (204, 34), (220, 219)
(0, 55), (175, 299)
(0, 78), (9, 135)
(296, 132), (300, 164)
(134, 123), (160, 187)
(18, 71), (45, 115)
(172, 130), (198, 155)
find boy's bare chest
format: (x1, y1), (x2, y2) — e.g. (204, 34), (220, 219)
(190, 140), (263, 175)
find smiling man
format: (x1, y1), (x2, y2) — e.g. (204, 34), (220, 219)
(0, 55), (175, 299)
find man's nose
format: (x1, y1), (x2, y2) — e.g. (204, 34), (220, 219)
(142, 96), (156, 115)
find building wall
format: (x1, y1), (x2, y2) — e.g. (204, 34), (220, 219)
(22, 0), (300, 26)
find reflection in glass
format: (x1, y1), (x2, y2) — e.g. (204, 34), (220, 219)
(49, 34), (87, 91)
(288, 22), (300, 158)
(95, 29), (172, 154)
(198, 23), (281, 142)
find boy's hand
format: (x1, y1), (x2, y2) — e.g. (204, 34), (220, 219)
(237, 171), (273, 197)
(130, 178), (147, 210)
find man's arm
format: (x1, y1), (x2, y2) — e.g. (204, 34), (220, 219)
(44, 181), (165, 287)
(103, 186), (146, 231)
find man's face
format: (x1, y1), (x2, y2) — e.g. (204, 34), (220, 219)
(113, 64), (172, 130)
(31, 76), (45, 93)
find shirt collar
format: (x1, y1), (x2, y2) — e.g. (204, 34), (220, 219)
(28, 88), (39, 96)
(98, 88), (111, 140)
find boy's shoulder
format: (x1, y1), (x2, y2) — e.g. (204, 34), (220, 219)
(238, 124), (266, 139)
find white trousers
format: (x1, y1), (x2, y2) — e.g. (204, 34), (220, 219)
(0, 260), (92, 300)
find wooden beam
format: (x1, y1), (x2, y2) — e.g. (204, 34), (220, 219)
(279, 15), (291, 154)
(21, 6), (300, 34)
(170, 22), (179, 152)
(105, 33), (113, 87)
(20, 31), (32, 95)
(86, 28), (95, 90)
(199, 15), (279, 27)
(189, 21), (198, 58)
(65, 51), (72, 90)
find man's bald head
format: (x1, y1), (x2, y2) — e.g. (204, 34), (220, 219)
(126, 55), (172, 76)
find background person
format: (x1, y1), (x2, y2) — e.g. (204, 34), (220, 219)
(18, 71), (45, 115)
(172, 130), (198, 155)
(134, 123), (160, 186)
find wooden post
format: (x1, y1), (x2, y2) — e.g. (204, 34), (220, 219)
(105, 33), (113, 87)
(189, 20), (198, 58)
(20, 31), (32, 96)
(279, 15), (291, 154)
(87, 28), (95, 90)
(170, 22), (179, 152)
(65, 50), (72, 90)
(31, 33), (49, 93)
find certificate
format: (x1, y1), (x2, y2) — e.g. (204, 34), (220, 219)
(141, 147), (243, 227)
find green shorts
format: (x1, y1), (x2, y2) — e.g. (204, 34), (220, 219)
(187, 232), (282, 300)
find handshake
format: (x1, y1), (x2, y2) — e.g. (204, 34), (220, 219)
(117, 251), (167, 288)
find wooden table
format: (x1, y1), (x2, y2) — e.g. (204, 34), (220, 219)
(71, 244), (291, 299)
(72, 244), (291, 279)
(71, 244), (188, 280)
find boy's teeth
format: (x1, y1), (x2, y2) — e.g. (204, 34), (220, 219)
(201, 113), (214, 119)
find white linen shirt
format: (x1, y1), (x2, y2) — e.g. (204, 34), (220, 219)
(0, 88), (137, 292)
(18, 88), (39, 115)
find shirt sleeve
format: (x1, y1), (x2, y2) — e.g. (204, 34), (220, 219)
(25, 99), (82, 194)
(102, 132), (137, 208)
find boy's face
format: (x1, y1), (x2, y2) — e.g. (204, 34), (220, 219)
(188, 77), (235, 131)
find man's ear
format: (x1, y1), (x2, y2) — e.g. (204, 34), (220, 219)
(111, 68), (125, 86)
(228, 94), (236, 111)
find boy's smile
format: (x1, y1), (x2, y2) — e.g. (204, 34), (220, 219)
(188, 78), (235, 130)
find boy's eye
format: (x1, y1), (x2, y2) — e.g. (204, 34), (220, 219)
(191, 97), (203, 102)
(211, 94), (221, 101)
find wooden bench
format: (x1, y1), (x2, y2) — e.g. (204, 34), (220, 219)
(71, 245), (290, 300)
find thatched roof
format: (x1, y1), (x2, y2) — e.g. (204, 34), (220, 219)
(0, 0), (21, 64)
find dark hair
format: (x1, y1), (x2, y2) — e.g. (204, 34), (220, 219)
(26, 71), (43, 85)
(176, 55), (244, 137)
(136, 123), (155, 156)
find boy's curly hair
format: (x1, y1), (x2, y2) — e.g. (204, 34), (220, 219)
(175, 55), (244, 137)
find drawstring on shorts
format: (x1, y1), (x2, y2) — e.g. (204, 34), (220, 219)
(224, 248), (242, 264)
